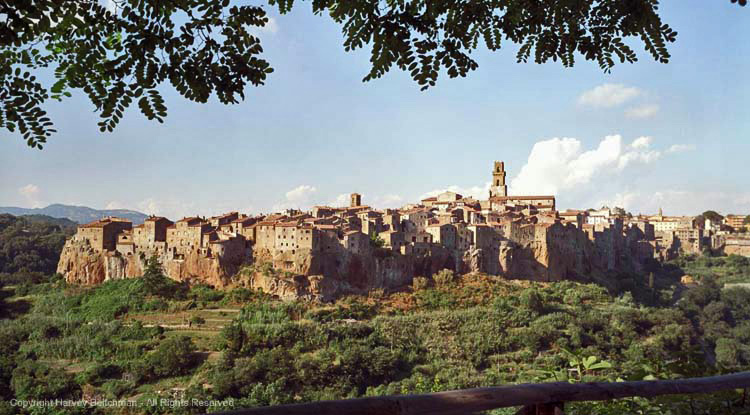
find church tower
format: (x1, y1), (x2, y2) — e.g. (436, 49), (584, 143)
(350, 193), (362, 207)
(489, 161), (508, 198)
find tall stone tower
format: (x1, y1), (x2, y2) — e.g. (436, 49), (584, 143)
(489, 161), (508, 198)
(350, 193), (362, 207)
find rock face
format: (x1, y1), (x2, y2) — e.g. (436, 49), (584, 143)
(58, 221), (651, 301)
(238, 245), (461, 301)
(57, 238), (243, 287)
(57, 240), (142, 285)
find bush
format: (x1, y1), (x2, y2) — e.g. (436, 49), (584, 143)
(368, 288), (386, 300)
(521, 289), (545, 314)
(190, 315), (206, 326)
(412, 277), (429, 291)
(147, 336), (199, 379)
(11, 361), (80, 401)
(189, 284), (225, 303)
(79, 363), (122, 386)
(433, 269), (455, 287)
(230, 288), (254, 303)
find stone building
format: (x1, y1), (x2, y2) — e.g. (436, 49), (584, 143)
(133, 216), (173, 254)
(75, 217), (133, 251)
(210, 212), (239, 227)
(426, 223), (458, 249)
(166, 217), (213, 257)
(724, 215), (748, 230)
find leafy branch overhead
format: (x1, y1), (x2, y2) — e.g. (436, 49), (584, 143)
(0, 1), (743, 148)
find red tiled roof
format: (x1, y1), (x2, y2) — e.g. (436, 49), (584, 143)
(81, 217), (132, 228)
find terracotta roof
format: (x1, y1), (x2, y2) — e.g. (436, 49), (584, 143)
(81, 217), (132, 228)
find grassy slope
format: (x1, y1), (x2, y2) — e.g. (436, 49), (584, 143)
(1, 257), (749, 414)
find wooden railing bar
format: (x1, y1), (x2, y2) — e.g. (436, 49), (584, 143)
(209, 371), (750, 415)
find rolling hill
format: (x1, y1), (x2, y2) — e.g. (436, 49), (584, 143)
(0, 204), (149, 224)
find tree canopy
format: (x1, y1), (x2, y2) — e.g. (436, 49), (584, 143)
(700, 210), (725, 224)
(0, 0), (744, 148)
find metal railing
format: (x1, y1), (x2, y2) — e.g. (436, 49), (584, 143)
(209, 372), (750, 415)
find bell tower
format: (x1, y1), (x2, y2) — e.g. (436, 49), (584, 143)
(489, 161), (508, 198)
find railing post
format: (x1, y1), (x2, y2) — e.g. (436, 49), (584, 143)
(516, 402), (564, 415)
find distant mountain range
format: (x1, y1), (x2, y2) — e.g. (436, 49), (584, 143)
(0, 204), (149, 225)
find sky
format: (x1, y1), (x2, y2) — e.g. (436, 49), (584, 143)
(1, 1), (749, 219)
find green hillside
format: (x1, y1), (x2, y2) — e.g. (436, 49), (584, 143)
(1, 261), (749, 415)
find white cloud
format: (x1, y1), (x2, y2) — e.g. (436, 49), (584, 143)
(328, 193), (404, 209)
(105, 201), (123, 210)
(630, 136), (653, 149)
(597, 190), (750, 216)
(509, 135), (663, 196)
(329, 193), (350, 207)
(273, 185), (318, 211)
(578, 84), (642, 108)
(263, 16), (279, 34)
(421, 183), (492, 201)
(666, 144), (697, 153)
(371, 194), (404, 208)
(625, 104), (660, 119)
(18, 184), (42, 208)
(596, 191), (640, 211)
(285, 185), (317, 202)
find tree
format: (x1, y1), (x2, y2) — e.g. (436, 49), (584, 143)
(146, 335), (199, 378)
(141, 255), (170, 297)
(7, 0), (745, 148)
(743, 216), (750, 225)
(700, 210), (724, 224)
(369, 231), (385, 249)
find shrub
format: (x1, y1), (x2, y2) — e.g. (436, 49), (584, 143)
(715, 338), (741, 369)
(368, 288), (386, 300)
(79, 363), (122, 386)
(11, 361), (80, 401)
(230, 287), (254, 303)
(521, 289), (545, 314)
(412, 277), (429, 291)
(433, 269), (455, 287)
(189, 284), (225, 303)
(190, 315), (206, 326)
(100, 379), (135, 399)
(147, 336), (199, 379)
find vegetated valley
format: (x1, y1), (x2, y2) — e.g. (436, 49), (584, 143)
(1, 214), (749, 415)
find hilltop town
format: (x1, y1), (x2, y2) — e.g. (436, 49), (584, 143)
(57, 162), (750, 300)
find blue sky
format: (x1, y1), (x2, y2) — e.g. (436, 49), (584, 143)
(1, 1), (748, 219)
